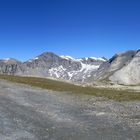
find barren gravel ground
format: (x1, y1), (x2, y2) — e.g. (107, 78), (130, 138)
(0, 80), (140, 140)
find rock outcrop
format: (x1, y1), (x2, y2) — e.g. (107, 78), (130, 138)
(109, 50), (140, 85)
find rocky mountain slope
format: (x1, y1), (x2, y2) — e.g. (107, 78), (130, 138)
(109, 50), (140, 85)
(88, 50), (140, 85)
(0, 52), (106, 82)
(0, 50), (139, 85)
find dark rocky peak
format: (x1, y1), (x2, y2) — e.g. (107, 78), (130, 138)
(109, 54), (118, 64)
(26, 52), (60, 63)
(36, 52), (60, 61)
(135, 49), (140, 57)
(39, 52), (59, 58)
(108, 50), (137, 65)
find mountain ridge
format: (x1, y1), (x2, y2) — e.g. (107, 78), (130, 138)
(0, 50), (139, 85)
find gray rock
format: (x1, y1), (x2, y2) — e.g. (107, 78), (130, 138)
(109, 50), (140, 85)
(0, 50), (139, 85)
(0, 52), (106, 82)
(91, 50), (137, 81)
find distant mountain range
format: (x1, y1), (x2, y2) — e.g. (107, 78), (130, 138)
(0, 50), (140, 85)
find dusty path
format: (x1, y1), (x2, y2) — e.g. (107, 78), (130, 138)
(0, 80), (140, 140)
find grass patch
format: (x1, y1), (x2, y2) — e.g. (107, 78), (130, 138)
(0, 75), (140, 101)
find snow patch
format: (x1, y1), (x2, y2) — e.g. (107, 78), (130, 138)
(60, 55), (75, 60)
(90, 57), (106, 61)
(49, 66), (66, 78)
(28, 57), (39, 62)
(2, 58), (11, 63)
(60, 55), (106, 63)
(34, 57), (39, 60)
(60, 55), (82, 62)
(80, 63), (99, 72)
(76, 58), (83, 61)
(48, 55), (103, 80)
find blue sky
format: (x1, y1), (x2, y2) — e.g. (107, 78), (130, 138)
(0, 0), (140, 61)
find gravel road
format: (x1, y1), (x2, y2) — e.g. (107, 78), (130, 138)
(0, 80), (140, 140)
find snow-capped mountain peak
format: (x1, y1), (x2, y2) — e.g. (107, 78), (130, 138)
(60, 55), (76, 61)
(0, 52), (106, 83)
(61, 55), (107, 62)
(0, 50), (139, 85)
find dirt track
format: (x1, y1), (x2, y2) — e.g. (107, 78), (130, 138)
(0, 80), (140, 140)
